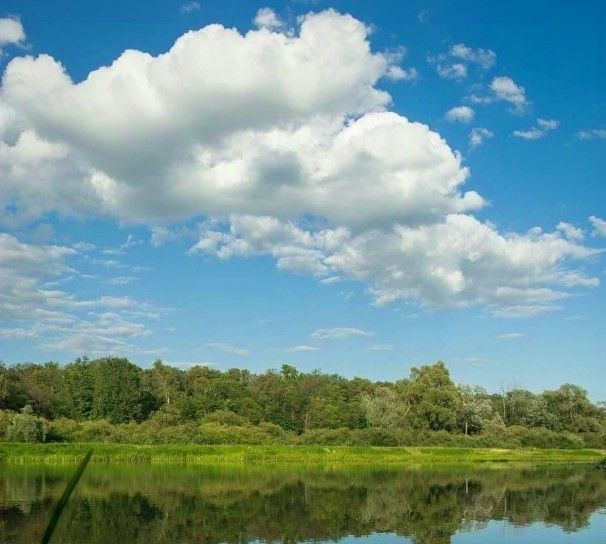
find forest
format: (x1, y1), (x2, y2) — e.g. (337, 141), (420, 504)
(0, 358), (604, 448)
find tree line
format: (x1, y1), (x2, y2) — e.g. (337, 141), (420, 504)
(0, 358), (604, 447)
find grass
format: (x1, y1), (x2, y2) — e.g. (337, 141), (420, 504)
(0, 443), (604, 466)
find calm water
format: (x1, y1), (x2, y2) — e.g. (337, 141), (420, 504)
(0, 464), (604, 543)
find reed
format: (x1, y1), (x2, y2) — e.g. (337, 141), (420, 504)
(1, 443), (604, 466)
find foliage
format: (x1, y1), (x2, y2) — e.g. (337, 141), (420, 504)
(6, 405), (47, 443)
(0, 358), (603, 447)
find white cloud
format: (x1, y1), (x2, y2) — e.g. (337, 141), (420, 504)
(589, 216), (606, 237)
(556, 222), (584, 242)
(106, 276), (137, 285)
(253, 8), (283, 30)
(288, 345), (320, 352)
(576, 128), (606, 140)
(469, 127), (493, 148)
(386, 65), (418, 81)
(430, 43), (495, 79)
(207, 342), (250, 356)
(497, 332), (523, 339)
(0, 17), (26, 54)
(310, 327), (374, 340)
(365, 343), (394, 351)
(490, 76), (528, 113)
(436, 62), (467, 80)
(0, 327), (38, 340)
(1, 10), (432, 227)
(101, 234), (141, 255)
(445, 105), (474, 123)
(181, 2), (201, 13)
(450, 44), (496, 69)
(0, 10), (600, 318)
(193, 213), (599, 316)
(513, 118), (559, 140)
(0, 232), (159, 354)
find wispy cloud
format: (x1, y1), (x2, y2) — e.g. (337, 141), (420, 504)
(497, 332), (523, 339)
(207, 342), (250, 356)
(513, 118), (559, 140)
(287, 345), (320, 352)
(469, 127), (493, 148)
(575, 128), (606, 140)
(311, 327), (374, 340)
(589, 216), (606, 237)
(180, 2), (200, 13)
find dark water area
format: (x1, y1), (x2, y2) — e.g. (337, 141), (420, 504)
(0, 464), (604, 543)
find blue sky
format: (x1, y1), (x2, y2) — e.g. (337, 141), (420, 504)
(0, 1), (604, 398)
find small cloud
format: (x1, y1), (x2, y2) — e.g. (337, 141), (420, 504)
(450, 44), (496, 69)
(73, 241), (96, 252)
(497, 332), (523, 339)
(386, 65), (418, 82)
(254, 7), (283, 30)
(513, 118), (559, 140)
(288, 345), (320, 352)
(429, 43), (495, 80)
(589, 216), (606, 237)
(102, 234), (141, 255)
(556, 222), (584, 242)
(417, 9), (430, 23)
(180, 2), (201, 13)
(563, 315), (587, 322)
(469, 127), (493, 148)
(311, 327), (374, 340)
(575, 128), (606, 140)
(490, 76), (528, 113)
(320, 275), (341, 285)
(207, 342), (250, 356)
(365, 343), (394, 352)
(436, 62), (467, 80)
(106, 276), (138, 286)
(0, 16), (26, 54)
(445, 105), (474, 123)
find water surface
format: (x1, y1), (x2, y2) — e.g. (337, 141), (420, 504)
(0, 464), (604, 543)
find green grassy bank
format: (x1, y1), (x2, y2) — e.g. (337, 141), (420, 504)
(1, 443), (604, 466)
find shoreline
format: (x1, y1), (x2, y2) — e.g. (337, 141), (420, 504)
(1, 444), (604, 466)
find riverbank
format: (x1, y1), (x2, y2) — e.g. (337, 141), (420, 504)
(1, 443), (604, 466)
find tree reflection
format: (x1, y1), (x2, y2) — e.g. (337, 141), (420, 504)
(0, 465), (604, 543)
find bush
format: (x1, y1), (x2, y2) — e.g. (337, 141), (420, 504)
(6, 405), (47, 443)
(201, 410), (249, 426)
(297, 428), (352, 445)
(350, 428), (399, 446)
(0, 409), (16, 440)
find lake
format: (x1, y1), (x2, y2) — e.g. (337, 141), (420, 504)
(0, 464), (604, 543)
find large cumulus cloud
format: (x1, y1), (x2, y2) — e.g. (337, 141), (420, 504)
(0, 9), (600, 315)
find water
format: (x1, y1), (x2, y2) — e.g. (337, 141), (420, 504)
(0, 464), (604, 543)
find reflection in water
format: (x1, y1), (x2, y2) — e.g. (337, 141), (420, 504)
(0, 464), (605, 543)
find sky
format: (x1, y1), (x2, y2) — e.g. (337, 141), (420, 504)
(0, 0), (605, 399)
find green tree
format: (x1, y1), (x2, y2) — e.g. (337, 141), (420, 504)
(457, 385), (497, 435)
(91, 358), (143, 423)
(408, 362), (459, 431)
(362, 386), (411, 429)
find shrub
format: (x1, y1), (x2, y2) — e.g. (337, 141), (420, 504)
(350, 427), (399, 446)
(297, 428), (352, 445)
(6, 405), (47, 443)
(201, 410), (249, 426)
